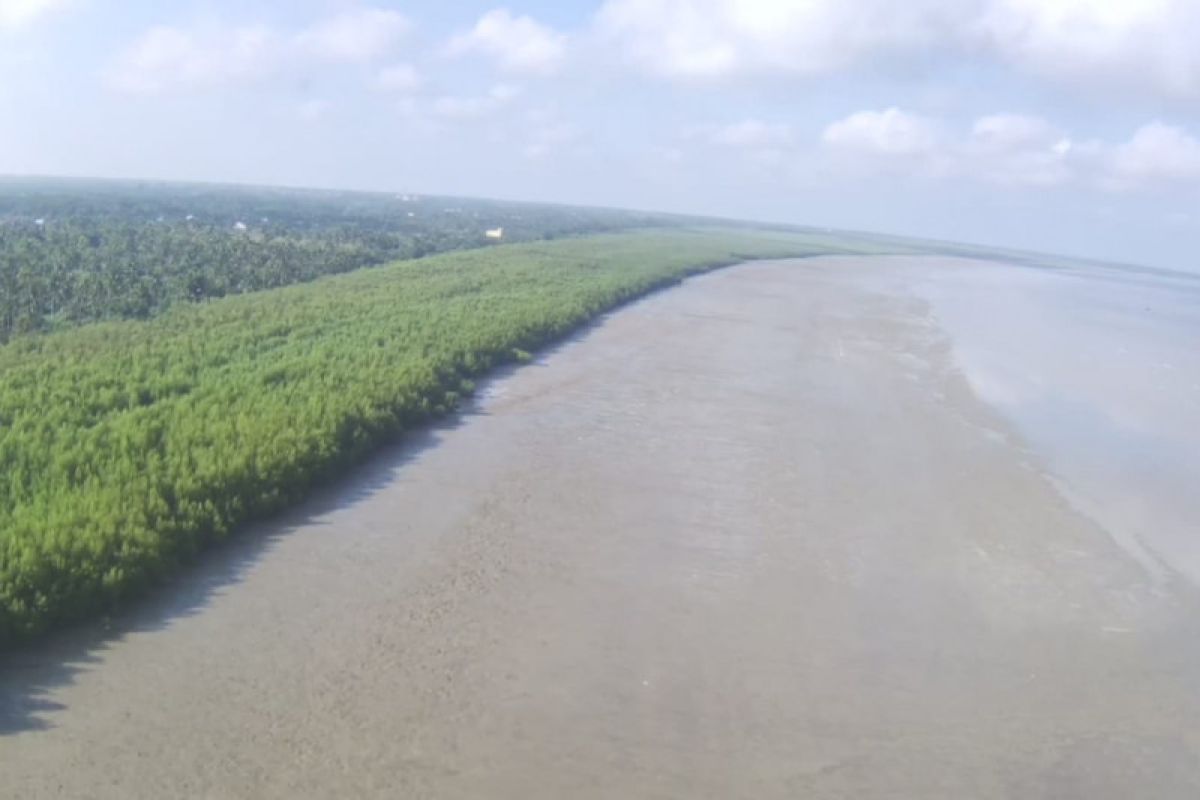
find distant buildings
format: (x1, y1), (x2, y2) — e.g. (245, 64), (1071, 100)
(485, 227), (504, 240)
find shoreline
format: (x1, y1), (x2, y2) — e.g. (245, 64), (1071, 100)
(0, 228), (829, 645)
(907, 256), (1199, 591)
(4, 256), (1199, 797)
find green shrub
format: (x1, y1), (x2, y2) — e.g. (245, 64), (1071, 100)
(0, 227), (849, 644)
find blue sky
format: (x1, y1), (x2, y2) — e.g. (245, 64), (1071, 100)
(3, 0), (1200, 271)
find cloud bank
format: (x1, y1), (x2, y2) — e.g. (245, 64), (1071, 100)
(107, 7), (411, 93)
(596, 0), (1200, 97)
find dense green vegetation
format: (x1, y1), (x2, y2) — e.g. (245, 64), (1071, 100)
(0, 177), (683, 341)
(0, 225), (881, 645)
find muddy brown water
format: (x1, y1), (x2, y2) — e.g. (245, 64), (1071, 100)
(4, 257), (1200, 798)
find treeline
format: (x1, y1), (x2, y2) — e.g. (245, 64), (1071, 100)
(0, 177), (684, 341)
(0, 228), (840, 645)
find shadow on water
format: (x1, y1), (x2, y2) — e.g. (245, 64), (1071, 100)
(0, 309), (615, 739)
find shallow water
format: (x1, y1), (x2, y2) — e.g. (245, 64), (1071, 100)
(3, 257), (1200, 798)
(908, 260), (1200, 585)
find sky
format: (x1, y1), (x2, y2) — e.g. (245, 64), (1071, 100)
(2, 0), (1200, 271)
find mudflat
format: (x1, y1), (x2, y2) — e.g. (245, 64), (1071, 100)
(4, 257), (1200, 798)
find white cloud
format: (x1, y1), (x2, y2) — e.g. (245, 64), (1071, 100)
(823, 108), (943, 160)
(595, 0), (971, 79)
(0, 0), (65, 30)
(107, 25), (281, 94)
(709, 120), (793, 148)
(970, 113), (1062, 153)
(432, 84), (521, 120)
(1108, 122), (1200, 186)
(295, 8), (409, 63)
(822, 109), (1200, 190)
(447, 9), (567, 75)
(108, 7), (410, 94)
(964, 113), (1074, 187)
(376, 63), (421, 92)
(979, 0), (1200, 97)
(595, 0), (1200, 97)
(822, 107), (1072, 185)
